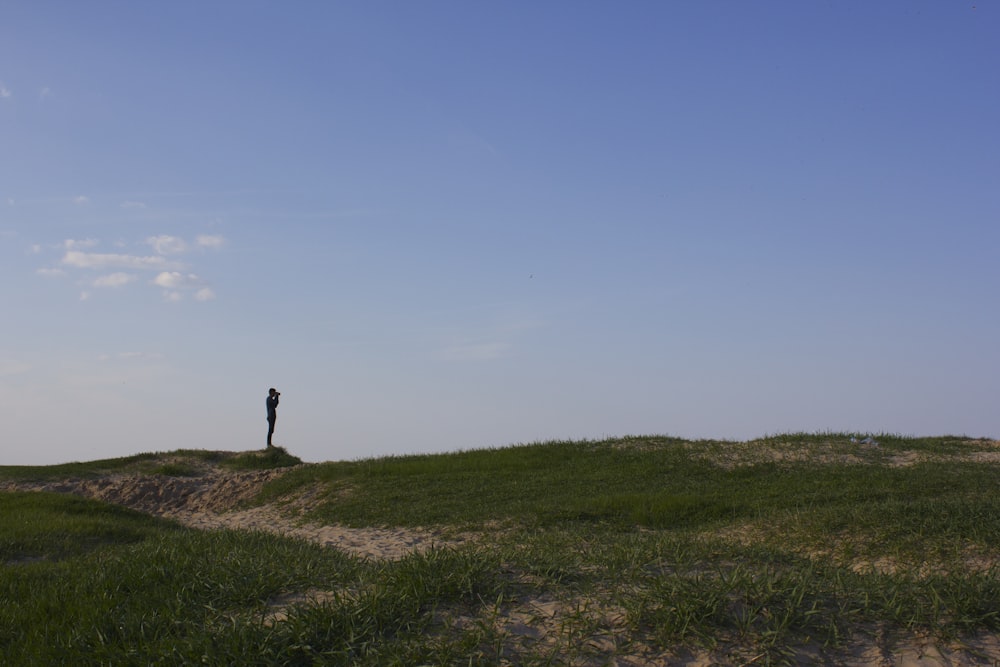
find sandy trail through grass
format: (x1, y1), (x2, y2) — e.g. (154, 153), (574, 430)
(0, 462), (463, 560)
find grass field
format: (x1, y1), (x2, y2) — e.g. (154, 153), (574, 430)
(2, 433), (1000, 665)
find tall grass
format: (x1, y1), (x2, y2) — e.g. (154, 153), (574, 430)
(2, 506), (507, 665)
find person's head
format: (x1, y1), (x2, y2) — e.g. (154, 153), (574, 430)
(269, 388), (276, 396)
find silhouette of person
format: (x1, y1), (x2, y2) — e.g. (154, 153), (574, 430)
(266, 388), (280, 448)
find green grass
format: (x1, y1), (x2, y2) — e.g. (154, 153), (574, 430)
(222, 445), (303, 470)
(0, 492), (174, 563)
(3, 433), (1000, 665)
(1, 510), (506, 666)
(258, 435), (1000, 537)
(0, 447), (302, 482)
(0, 452), (177, 481)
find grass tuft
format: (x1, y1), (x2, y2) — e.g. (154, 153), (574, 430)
(222, 446), (303, 471)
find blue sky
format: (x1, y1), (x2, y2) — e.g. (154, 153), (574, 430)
(2, 2), (997, 465)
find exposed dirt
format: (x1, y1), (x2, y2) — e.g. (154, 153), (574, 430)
(0, 459), (465, 560)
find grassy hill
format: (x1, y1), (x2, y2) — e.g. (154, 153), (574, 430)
(2, 434), (1000, 665)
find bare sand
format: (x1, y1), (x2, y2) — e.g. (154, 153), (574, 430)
(0, 462), (463, 560)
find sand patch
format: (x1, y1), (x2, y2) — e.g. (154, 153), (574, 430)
(0, 464), (470, 560)
(168, 504), (471, 560)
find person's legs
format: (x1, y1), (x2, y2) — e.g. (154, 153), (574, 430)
(267, 418), (276, 447)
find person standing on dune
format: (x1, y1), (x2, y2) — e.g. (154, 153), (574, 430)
(266, 387), (280, 448)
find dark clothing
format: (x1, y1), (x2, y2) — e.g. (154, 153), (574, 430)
(266, 394), (279, 447)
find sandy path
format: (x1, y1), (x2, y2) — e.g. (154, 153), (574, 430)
(0, 465), (466, 560)
(165, 505), (470, 560)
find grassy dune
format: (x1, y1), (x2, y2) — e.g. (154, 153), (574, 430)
(2, 434), (1000, 665)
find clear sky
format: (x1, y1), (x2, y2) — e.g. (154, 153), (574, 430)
(2, 2), (997, 465)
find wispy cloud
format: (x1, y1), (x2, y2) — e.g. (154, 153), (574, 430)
(38, 86), (51, 101)
(0, 83), (10, 99)
(148, 234), (226, 253)
(194, 287), (216, 301)
(153, 271), (214, 302)
(74, 195), (90, 205)
(147, 235), (188, 255)
(93, 272), (136, 288)
(39, 234), (221, 302)
(62, 250), (181, 271)
(196, 234), (225, 249)
(152, 271), (200, 289)
(120, 200), (146, 209)
(64, 238), (98, 250)
(436, 316), (543, 362)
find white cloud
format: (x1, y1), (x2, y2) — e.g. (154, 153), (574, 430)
(39, 86), (51, 101)
(74, 195), (90, 205)
(152, 271), (200, 288)
(62, 250), (179, 271)
(196, 234), (225, 248)
(93, 272), (135, 288)
(44, 234), (217, 303)
(0, 84), (10, 99)
(64, 238), (99, 250)
(120, 201), (146, 209)
(6, 198), (13, 206)
(152, 271), (183, 288)
(147, 235), (188, 255)
(194, 287), (216, 301)
(153, 272), (214, 302)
